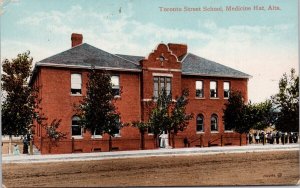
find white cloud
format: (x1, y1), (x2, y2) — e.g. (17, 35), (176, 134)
(10, 6), (298, 103)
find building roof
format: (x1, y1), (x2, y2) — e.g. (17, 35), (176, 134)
(37, 43), (141, 72)
(181, 53), (251, 78)
(35, 43), (250, 79)
(115, 54), (144, 65)
(116, 53), (251, 78)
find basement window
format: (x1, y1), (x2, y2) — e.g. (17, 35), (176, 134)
(71, 73), (82, 95)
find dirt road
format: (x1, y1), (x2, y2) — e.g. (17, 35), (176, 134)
(3, 150), (299, 187)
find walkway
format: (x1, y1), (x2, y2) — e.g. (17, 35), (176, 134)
(2, 144), (299, 164)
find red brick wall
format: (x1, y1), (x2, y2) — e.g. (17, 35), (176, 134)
(33, 67), (141, 154)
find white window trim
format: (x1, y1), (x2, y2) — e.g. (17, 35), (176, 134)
(211, 131), (219, 134)
(152, 73), (173, 77)
(71, 93), (83, 96)
(224, 130), (234, 133)
(196, 131), (205, 134)
(72, 135), (83, 139)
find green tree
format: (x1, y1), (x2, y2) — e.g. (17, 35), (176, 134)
(148, 89), (193, 148)
(42, 119), (67, 153)
(223, 91), (250, 133)
(223, 91), (276, 145)
(76, 66), (121, 151)
(272, 68), (299, 132)
(1, 51), (41, 154)
(148, 90), (172, 147)
(131, 121), (150, 150)
(251, 100), (274, 130)
(169, 89), (193, 147)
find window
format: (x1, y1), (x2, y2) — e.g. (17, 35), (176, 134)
(211, 114), (218, 131)
(196, 114), (204, 132)
(153, 76), (172, 98)
(196, 81), (204, 98)
(210, 81), (218, 98)
(93, 128), (102, 138)
(111, 76), (120, 96)
(111, 118), (121, 136)
(71, 74), (82, 95)
(224, 82), (230, 98)
(148, 127), (153, 134)
(72, 116), (82, 137)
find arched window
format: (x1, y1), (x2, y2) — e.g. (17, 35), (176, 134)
(211, 114), (218, 131)
(196, 114), (204, 132)
(72, 116), (82, 137)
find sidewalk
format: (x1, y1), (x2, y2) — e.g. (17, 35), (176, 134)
(2, 143), (299, 164)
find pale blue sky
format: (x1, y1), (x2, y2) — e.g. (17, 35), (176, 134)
(1, 0), (298, 102)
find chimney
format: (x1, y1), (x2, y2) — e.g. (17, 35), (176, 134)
(167, 43), (188, 58)
(71, 33), (83, 47)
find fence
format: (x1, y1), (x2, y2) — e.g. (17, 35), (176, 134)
(32, 133), (298, 154)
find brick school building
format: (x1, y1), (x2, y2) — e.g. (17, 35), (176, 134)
(30, 33), (250, 154)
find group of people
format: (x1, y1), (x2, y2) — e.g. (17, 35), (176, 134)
(12, 134), (32, 155)
(248, 131), (298, 145)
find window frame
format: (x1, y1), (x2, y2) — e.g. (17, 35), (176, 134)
(92, 128), (103, 139)
(111, 75), (120, 97)
(223, 81), (230, 99)
(71, 73), (82, 95)
(210, 81), (218, 98)
(210, 114), (218, 132)
(196, 114), (204, 133)
(153, 76), (172, 98)
(195, 80), (204, 98)
(71, 116), (83, 139)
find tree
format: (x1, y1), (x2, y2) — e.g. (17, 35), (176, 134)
(223, 91), (252, 145)
(76, 66), (121, 151)
(42, 119), (67, 153)
(169, 89), (193, 147)
(272, 68), (299, 132)
(148, 89), (193, 148)
(1, 51), (41, 154)
(223, 91), (276, 145)
(251, 100), (274, 130)
(223, 91), (248, 134)
(131, 121), (150, 150)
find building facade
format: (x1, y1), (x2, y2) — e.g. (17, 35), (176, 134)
(30, 33), (250, 154)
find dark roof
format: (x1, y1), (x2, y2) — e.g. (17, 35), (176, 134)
(37, 43), (140, 71)
(181, 53), (251, 78)
(115, 54), (144, 65)
(36, 43), (250, 79)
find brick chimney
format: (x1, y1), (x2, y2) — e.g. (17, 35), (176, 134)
(167, 43), (188, 58)
(71, 33), (83, 47)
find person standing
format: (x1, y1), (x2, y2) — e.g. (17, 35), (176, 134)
(23, 137), (29, 154)
(276, 131), (280, 144)
(13, 144), (20, 155)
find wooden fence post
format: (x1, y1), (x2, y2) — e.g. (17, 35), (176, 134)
(72, 137), (74, 153)
(221, 135), (223, 147)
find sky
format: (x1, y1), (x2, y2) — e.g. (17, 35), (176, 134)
(1, 0), (298, 103)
